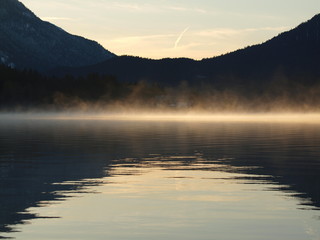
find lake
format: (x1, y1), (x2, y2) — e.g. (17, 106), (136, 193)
(0, 113), (320, 240)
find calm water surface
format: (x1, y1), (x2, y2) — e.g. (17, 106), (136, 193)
(0, 115), (320, 239)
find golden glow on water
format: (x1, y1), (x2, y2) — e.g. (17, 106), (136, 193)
(8, 155), (320, 240)
(104, 157), (255, 203)
(1, 118), (320, 240)
(8, 112), (320, 124)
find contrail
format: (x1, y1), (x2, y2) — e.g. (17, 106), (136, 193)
(174, 26), (190, 48)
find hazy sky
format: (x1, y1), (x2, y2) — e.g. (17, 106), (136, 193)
(20, 0), (320, 59)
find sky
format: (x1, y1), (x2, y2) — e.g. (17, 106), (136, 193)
(20, 0), (320, 60)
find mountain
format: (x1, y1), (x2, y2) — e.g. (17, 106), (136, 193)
(0, 0), (115, 71)
(52, 56), (199, 85)
(200, 13), (320, 86)
(2, 14), (320, 111)
(53, 14), (320, 87)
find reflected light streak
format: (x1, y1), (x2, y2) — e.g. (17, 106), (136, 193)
(4, 112), (320, 124)
(102, 156), (262, 203)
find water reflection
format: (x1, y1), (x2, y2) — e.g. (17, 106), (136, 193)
(0, 117), (320, 239)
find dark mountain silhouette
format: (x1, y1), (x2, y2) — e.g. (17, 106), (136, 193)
(0, 0), (115, 71)
(200, 13), (320, 87)
(1, 2), (320, 111)
(53, 13), (320, 87)
(52, 56), (199, 86)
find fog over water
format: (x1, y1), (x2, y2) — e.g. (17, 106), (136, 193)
(2, 112), (320, 123)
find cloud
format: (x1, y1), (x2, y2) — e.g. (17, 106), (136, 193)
(41, 17), (76, 21)
(165, 6), (207, 14)
(96, 2), (208, 14)
(111, 3), (145, 11)
(108, 2), (161, 12)
(196, 26), (289, 39)
(174, 27), (190, 49)
(108, 33), (175, 44)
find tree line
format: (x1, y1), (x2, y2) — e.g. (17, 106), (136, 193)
(1, 64), (320, 112)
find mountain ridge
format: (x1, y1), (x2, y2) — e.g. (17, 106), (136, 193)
(1, 13), (320, 111)
(0, 0), (115, 71)
(1, 0), (319, 89)
(52, 13), (320, 86)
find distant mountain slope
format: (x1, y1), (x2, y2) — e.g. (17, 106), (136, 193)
(52, 56), (200, 85)
(54, 14), (320, 87)
(200, 13), (320, 85)
(0, 0), (115, 71)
